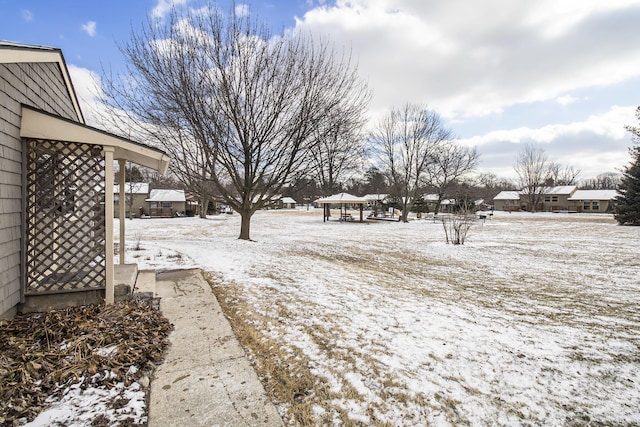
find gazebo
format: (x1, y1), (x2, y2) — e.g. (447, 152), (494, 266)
(315, 193), (369, 222)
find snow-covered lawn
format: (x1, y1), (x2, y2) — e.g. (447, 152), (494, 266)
(119, 210), (640, 425)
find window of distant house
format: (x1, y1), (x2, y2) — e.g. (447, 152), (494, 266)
(544, 196), (551, 202)
(551, 196), (558, 202)
(162, 202), (172, 208)
(583, 202), (590, 210)
(592, 201), (599, 210)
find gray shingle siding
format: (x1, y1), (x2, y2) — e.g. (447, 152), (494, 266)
(0, 61), (78, 318)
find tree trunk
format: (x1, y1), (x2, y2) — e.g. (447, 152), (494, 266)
(199, 197), (208, 218)
(400, 201), (410, 222)
(239, 210), (252, 240)
(434, 195), (443, 214)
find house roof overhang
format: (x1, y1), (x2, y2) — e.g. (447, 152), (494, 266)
(1, 42), (84, 122)
(20, 105), (170, 173)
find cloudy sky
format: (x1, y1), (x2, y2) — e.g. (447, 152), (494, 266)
(1, 0), (639, 180)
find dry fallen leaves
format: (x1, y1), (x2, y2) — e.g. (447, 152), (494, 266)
(0, 300), (173, 426)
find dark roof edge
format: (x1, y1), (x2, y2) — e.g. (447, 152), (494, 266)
(0, 40), (59, 51)
(1, 40), (85, 123)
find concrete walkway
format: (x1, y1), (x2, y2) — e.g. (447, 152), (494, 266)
(148, 269), (284, 427)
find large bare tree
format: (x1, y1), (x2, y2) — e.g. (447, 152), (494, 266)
(548, 162), (581, 186)
(426, 142), (479, 213)
(580, 172), (621, 190)
(371, 103), (453, 222)
(306, 107), (369, 195)
(100, 3), (369, 239)
(513, 144), (553, 212)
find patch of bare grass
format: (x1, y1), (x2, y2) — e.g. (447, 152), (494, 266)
(205, 272), (420, 426)
(205, 273), (335, 425)
(207, 271), (465, 425)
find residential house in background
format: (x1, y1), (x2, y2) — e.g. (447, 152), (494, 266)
(539, 185), (577, 212)
(493, 186), (618, 213)
(492, 191), (523, 211)
(568, 190), (618, 213)
(278, 197), (297, 209)
(114, 182), (149, 218)
(0, 42), (169, 318)
(114, 184), (200, 217)
(146, 189), (186, 217)
(421, 194), (456, 213)
(363, 194), (389, 217)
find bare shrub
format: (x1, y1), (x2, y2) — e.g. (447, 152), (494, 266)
(133, 232), (143, 251)
(441, 213), (475, 245)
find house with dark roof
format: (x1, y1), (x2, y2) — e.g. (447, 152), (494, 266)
(0, 42), (170, 318)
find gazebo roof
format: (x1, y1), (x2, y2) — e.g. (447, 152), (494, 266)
(315, 193), (368, 204)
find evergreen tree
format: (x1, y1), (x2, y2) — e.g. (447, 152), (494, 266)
(614, 107), (640, 225)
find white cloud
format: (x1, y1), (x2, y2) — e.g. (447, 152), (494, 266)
(68, 65), (102, 102)
(288, 0), (640, 178)
(21, 9), (33, 22)
(235, 4), (250, 17)
(461, 106), (636, 147)
(459, 105), (637, 178)
(294, 0), (640, 120)
(556, 95), (580, 106)
(68, 65), (141, 135)
(81, 21), (97, 37)
(152, 0), (189, 19)
(67, 65), (104, 125)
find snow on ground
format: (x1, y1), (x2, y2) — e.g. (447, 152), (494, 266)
(24, 372), (146, 427)
(119, 209), (640, 425)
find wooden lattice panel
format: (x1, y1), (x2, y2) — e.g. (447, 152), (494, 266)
(25, 139), (106, 294)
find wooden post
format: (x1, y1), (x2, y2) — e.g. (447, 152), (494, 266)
(118, 159), (126, 265)
(103, 147), (115, 304)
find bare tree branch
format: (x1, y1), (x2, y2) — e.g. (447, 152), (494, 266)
(306, 106), (369, 195)
(513, 144), (552, 212)
(371, 103), (452, 222)
(426, 142), (479, 213)
(98, 2), (369, 239)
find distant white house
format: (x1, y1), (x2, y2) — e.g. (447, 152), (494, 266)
(363, 194), (389, 203)
(250, 194), (295, 209)
(493, 191), (522, 211)
(279, 197), (297, 209)
(420, 194), (457, 212)
(114, 182), (149, 218)
(146, 189), (186, 217)
(439, 198), (456, 213)
(113, 184), (196, 218)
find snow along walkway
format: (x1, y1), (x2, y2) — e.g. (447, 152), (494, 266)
(148, 268), (283, 427)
